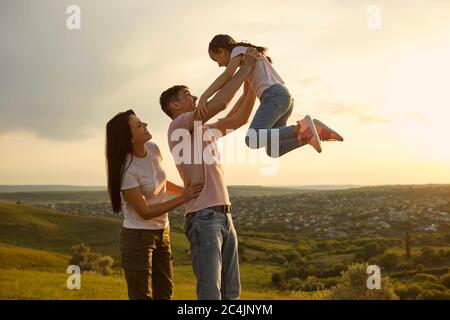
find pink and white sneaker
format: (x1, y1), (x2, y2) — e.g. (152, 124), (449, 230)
(296, 115), (322, 153)
(313, 119), (344, 142)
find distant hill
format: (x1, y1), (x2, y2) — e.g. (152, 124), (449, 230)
(0, 243), (69, 272)
(0, 185), (106, 193)
(0, 201), (192, 265)
(0, 201), (121, 256)
(0, 184), (361, 195)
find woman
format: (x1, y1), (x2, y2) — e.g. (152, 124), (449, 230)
(106, 109), (203, 300)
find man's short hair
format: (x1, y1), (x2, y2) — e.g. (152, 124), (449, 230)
(160, 85), (188, 119)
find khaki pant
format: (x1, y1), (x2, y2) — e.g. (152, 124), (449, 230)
(120, 226), (173, 300)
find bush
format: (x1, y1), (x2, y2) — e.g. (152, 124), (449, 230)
(362, 242), (386, 260)
(413, 273), (439, 283)
(416, 264), (425, 272)
(268, 253), (287, 265)
(380, 253), (400, 271)
(297, 267), (308, 280)
(271, 272), (283, 286)
(418, 282), (447, 292)
(420, 247), (442, 266)
(96, 256), (114, 276)
(395, 261), (414, 271)
(286, 277), (302, 291)
(417, 289), (450, 300)
(440, 273), (450, 289)
(285, 268), (298, 280)
(294, 257), (306, 267)
(302, 276), (324, 292)
(284, 251), (299, 262)
(326, 263), (399, 300)
(395, 283), (422, 300)
(69, 244), (114, 275)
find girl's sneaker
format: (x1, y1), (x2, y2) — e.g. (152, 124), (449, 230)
(297, 115), (322, 153)
(313, 119), (344, 142)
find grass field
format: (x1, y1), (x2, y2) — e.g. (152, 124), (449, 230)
(0, 267), (306, 300)
(0, 201), (304, 300)
(0, 244), (299, 300)
(0, 202), (121, 256)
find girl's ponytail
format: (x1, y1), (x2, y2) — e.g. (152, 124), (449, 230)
(209, 34), (273, 64)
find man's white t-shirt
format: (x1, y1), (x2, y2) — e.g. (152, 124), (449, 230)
(120, 141), (169, 230)
(230, 45), (285, 99)
(167, 112), (231, 215)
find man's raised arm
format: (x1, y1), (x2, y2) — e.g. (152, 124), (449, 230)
(186, 48), (260, 131)
(207, 82), (257, 136)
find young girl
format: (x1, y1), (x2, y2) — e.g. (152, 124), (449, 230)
(197, 34), (343, 158)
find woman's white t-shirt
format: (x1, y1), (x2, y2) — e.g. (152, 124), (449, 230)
(120, 141), (169, 230)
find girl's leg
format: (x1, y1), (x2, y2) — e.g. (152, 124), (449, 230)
(266, 96), (305, 157)
(245, 86), (304, 157)
(272, 96), (294, 128)
(245, 85), (295, 149)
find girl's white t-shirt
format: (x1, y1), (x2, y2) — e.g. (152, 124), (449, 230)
(120, 141), (169, 230)
(230, 46), (285, 99)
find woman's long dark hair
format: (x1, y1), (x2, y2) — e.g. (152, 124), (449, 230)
(106, 109), (135, 213)
(209, 34), (272, 64)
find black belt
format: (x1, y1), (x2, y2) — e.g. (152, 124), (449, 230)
(186, 205), (232, 217)
(210, 205), (232, 213)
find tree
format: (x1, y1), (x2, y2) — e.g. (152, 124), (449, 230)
(69, 244), (114, 275)
(420, 247), (442, 266)
(271, 273), (282, 286)
(69, 243), (91, 271)
(380, 253), (400, 271)
(440, 273), (450, 289)
(395, 283), (422, 300)
(405, 232), (411, 262)
(97, 256), (114, 275)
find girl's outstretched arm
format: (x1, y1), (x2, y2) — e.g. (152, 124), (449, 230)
(225, 80), (252, 119)
(197, 55), (243, 115)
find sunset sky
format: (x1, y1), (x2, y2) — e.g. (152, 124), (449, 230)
(1, 0), (449, 186)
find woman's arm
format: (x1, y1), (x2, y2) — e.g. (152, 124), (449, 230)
(166, 180), (184, 196)
(122, 183), (203, 220)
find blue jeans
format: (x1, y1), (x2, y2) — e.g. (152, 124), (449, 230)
(184, 208), (240, 300)
(245, 84), (301, 157)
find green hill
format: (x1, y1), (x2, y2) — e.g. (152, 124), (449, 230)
(0, 201), (121, 256)
(0, 243), (69, 272)
(0, 201), (298, 299)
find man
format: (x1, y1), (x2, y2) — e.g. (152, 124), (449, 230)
(159, 48), (260, 300)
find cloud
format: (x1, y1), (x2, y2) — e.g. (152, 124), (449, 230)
(0, 0), (210, 141)
(1, 0), (448, 142)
